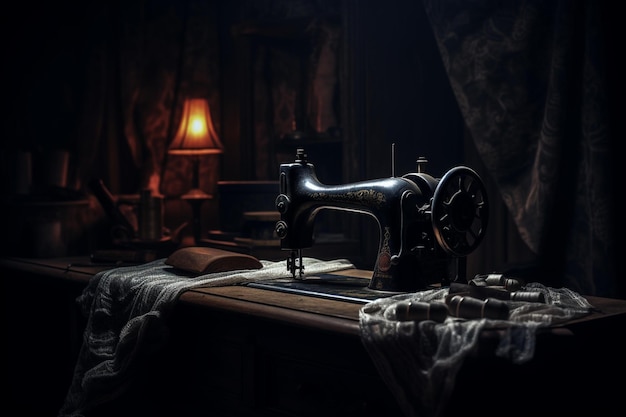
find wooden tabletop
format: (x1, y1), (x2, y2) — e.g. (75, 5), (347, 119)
(2, 256), (626, 338)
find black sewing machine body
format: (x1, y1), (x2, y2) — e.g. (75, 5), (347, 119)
(275, 149), (489, 292)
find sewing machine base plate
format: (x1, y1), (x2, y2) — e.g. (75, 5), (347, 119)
(247, 273), (433, 304)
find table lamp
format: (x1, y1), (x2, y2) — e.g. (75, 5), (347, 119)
(168, 98), (223, 243)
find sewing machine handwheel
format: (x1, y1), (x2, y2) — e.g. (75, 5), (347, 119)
(431, 166), (489, 257)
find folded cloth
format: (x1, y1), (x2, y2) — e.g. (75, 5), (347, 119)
(358, 283), (593, 417)
(58, 257), (354, 417)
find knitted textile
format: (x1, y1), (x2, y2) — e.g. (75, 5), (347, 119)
(59, 257), (354, 417)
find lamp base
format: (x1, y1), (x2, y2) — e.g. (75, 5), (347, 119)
(181, 188), (213, 200)
(181, 189), (213, 244)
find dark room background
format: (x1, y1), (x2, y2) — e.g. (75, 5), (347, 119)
(2, 0), (623, 299)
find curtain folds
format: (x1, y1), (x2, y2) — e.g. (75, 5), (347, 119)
(74, 0), (221, 197)
(422, 0), (617, 297)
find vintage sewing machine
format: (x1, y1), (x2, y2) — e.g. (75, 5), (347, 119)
(274, 148), (489, 292)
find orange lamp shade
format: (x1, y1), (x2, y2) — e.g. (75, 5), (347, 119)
(168, 98), (223, 155)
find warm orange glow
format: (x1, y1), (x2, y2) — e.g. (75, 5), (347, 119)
(189, 118), (206, 136)
(168, 98), (223, 155)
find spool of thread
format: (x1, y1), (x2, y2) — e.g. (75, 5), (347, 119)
(395, 301), (448, 323)
(509, 291), (545, 303)
(473, 273), (523, 291)
(503, 278), (523, 292)
(483, 274), (505, 286)
(447, 295), (509, 320)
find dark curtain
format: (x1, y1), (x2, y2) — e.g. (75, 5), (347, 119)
(422, 0), (622, 298)
(13, 0), (223, 197)
(90, 0), (222, 197)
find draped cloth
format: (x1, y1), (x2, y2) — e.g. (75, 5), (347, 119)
(359, 283), (593, 417)
(421, 0), (617, 297)
(58, 257), (354, 417)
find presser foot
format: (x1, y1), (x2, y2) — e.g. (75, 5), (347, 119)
(287, 250), (305, 279)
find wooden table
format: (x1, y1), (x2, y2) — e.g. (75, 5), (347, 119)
(2, 256), (625, 417)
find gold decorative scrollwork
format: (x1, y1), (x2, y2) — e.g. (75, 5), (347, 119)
(310, 189), (386, 207)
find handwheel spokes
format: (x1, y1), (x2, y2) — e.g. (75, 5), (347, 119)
(431, 166), (489, 257)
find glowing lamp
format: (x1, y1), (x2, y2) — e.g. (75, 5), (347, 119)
(168, 98), (223, 242)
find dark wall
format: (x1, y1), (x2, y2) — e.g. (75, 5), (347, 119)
(1, 0), (522, 283)
(358, 0), (464, 179)
(2, 0), (463, 188)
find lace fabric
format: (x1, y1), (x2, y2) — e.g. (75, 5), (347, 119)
(359, 283), (593, 417)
